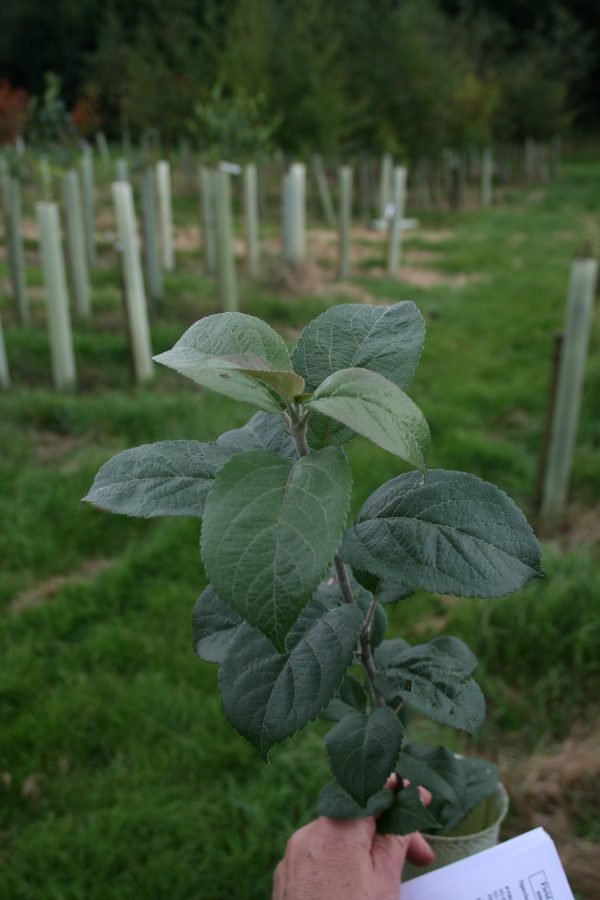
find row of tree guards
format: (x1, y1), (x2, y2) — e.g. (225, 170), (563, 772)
(0, 137), (593, 528)
(1, 148), (415, 323)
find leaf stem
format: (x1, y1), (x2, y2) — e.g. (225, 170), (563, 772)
(289, 405), (386, 709)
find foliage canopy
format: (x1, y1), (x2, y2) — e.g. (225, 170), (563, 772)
(84, 303), (543, 833)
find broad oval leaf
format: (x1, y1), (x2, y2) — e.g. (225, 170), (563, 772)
(285, 573), (385, 651)
(322, 673), (368, 721)
(341, 469), (543, 598)
(153, 313), (302, 412)
(396, 743), (499, 834)
(373, 638), (411, 669)
(430, 636), (478, 675)
(201, 448), (352, 650)
(292, 301), (425, 392)
(307, 368), (430, 470)
(217, 411), (297, 459)
(325, 707), (404, 806)
(293, 301), (425, 450)
(159, 312), (293, 369)
(317, 780), (394, 820)
(192, 585), (242, 664)
(306, 413), (354, 453)
(83, 441), (234, 518)
(373, 642), (485, 735)
(219, 605), (363, 757)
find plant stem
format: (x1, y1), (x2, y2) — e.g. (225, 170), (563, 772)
(357, 594), (386, 707)
(289, 408), (385, 708)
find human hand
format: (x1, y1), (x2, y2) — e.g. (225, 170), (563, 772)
(272, 784), (434, 900)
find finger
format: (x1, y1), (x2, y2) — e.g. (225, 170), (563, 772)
(384, 772), (398, 791)
(406, 832), (435, 867)
(385, 776), (433, 808)
(418, 785), (432, 806)
(272, 859), (285, 899)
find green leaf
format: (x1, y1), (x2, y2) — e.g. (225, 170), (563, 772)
(217, 412), (297, 459)
(306, 413), (354, 453)
(317, 780), (394, 820)
(376, 784), (441, 835)
(430, 636), (478, 675)
(83, 440), (234, 518)
(320, 673), (369, 723)
(292, 301), (425, 392)
(192, 585), (242, 664)
(153, 313), (303, 412)
(395, 744), (499, 834)
(201, 448), (352, 650)
(325, 707), (404, 806)
(341, 469), (543, 598)
(375, 580), (414, 604)
(395, 746), (463, 812)
(373, 642), (485, 735)
(307, 368), (430, 470)
(293, 302), (425, 450)
(218, 605), (363, 757)
(373, 638), (412, 669)
(285, 573), (386, 651)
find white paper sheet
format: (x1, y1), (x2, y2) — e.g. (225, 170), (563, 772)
(401, 828), (575, 900)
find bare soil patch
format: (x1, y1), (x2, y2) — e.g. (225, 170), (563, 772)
(173, 225), (201, 253)
(261, 256), (326, 296)
(377, 266), (488, 288)
(557, 505), (600, 550)
(9, 558), (116, 615)
(33, 430), (91, 464)
(408, 228), (455, 244)
(500, 720), (600, 899)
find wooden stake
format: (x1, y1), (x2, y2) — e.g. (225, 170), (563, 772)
(180, 138), (194, 194)
(111, 182), (154, 383)
(243, 163), (260, 276)
(359, 157), (372, 223)
(214, 170), (238, 312)
(312, 154), (335, 227)
(524, 138), (536, 183)
(140, 168), (163, 308)
(338, 165), (352, 279)
(79, 148), (97, 267)
(532, 332), (563, 516)
(387, 166), (407, 276)
(551, 135), (561, 178)
(0, 314), (10, 388)
(36, 202), (77, 390)
(540, 259), (598, 526)
(1, 169), (29, 323)
(481, 148), (493, 208)
(156, 160), (175, 271)
(199, 165), (217, 275)
(61, 170), (91, 319)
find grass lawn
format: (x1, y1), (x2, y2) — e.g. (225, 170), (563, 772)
(1, 158), (599, 899)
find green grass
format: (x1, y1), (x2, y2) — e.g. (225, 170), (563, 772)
(1, 159), (599, 898)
